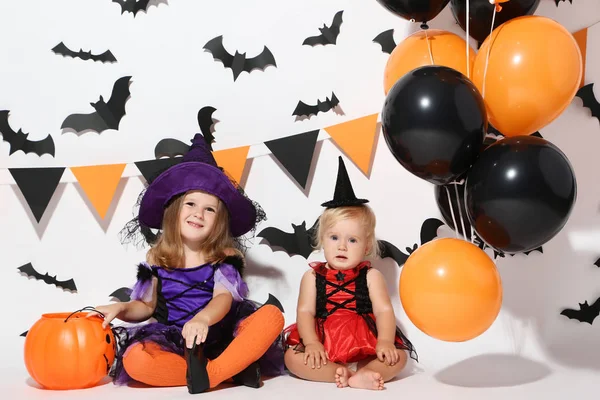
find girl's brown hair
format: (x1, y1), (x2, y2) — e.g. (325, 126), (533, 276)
(313, 205), (380, 258)
(146, 190), (238, 269)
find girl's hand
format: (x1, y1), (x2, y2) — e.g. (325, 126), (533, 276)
(182, 316), (209, 348)
(376, 340), (398, 366)
(87, 303), (125, 329)
(303, 342), (328, 369)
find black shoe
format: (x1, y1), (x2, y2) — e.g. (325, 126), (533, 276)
(185, 339), (210, 394)
(232, 361), (262, 388)
(259, 293), (284, 313)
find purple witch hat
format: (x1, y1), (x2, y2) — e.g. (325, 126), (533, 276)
(138, 133), (258, 237)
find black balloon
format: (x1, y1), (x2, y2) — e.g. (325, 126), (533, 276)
(465, 136), (576, 254)
(376, 0), (450, 23)
(450, 0), (540, 43)
(381, 65), (486, 185)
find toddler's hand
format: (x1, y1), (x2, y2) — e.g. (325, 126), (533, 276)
(376, 340), (398, 366)
(182, 316), (209, 348)
(87, 303), (124, 329)
(303, 342), (328, 369)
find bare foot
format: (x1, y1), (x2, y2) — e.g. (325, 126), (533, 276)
(347, 368), (384, 390)
(334, 366), (352, 388)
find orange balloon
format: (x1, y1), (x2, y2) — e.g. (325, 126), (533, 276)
(472, 16), (582, 136)
(399, 238), (502, 342)
(384, 29), (476, 95)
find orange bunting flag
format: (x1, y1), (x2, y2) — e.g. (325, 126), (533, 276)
(70, 164), (126, 219)
(213, 146), (251, 184)
(573, 27), (588, 88)
(324, 113), (379, 176)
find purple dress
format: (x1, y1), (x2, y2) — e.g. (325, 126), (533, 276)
(111, 255), (284, 385)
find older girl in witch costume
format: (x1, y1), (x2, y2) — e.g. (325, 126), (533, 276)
(284, 157), (417, 390)
(91, 133), (285, 394)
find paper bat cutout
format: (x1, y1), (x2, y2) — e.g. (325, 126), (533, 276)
(292, 92), (340, 118)
(198, 106), (217, 150)
(594, 257), (600, 268)
(112, 0), (150, 15)
(17, 262), (77, 292)
(61, 76), (132, 134)
(490, 246), (543, 259)
(258, 219), (319, 258)
(20, 331), (28, 337)
(379, 218), (445, 267)
(51, 42), (117, 63)
(109, 287), (132, 302)
(203, 35), (277, 81)
(575, 83), (600, 122)
(0, 110), (55, 157)
(561, 296), (600, 324)
(303, 10), (344, 46)
(373, 29), (396, 54)
(554, 0), (573, 6)
(154, 138), (189, 159)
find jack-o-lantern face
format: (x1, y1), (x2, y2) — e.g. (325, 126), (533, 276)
(24, 312), (116, 390)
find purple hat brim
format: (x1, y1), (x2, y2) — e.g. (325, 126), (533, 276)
(138, 162), (256, 237)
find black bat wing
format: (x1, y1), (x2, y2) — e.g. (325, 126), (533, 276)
(0, 110), (55, 157)
(292, 101), (318, 117)
(105, 76), (132, 124)
(594, 257), (600, 268)
(576, 83), (600, 121)
(154, 138), (190, 159)
(91, 50), (117, 63)
(60, 112), (108, 133)
(328, 92), (340, 108)
(54, 277), (77, 291)
(258, 226), (302, 255)
(373, 29), (396, 54)
(244, 46), (277, 72)
(306, 218), (320, 243)
(420, 218), (445, 245)
(303, 35), (329, 46)
(51, 42), (77, 58)
(112, 0), (150, 15)
(328, 10), (344, 38)
(203, 36), (235, 68)
(560, 297), (600, 325)
(18, 263), (42, 280)
(197, 106), (217, 149)
(109, 287), (132, 302)
(20, 331), (28, 337)
(378, 240), (410, 266)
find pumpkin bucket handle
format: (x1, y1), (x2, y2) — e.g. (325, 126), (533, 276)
(64, 306), (105, 322)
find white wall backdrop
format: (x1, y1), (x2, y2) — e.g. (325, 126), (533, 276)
(1, 0), (600, 381)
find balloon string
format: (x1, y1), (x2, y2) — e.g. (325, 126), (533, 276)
(466, 0), (470, 77)
(454, 184), (469, 242)
(424, 29), (434, 65)
(445, 186), (459, 239)
(482, 6), (497, 99)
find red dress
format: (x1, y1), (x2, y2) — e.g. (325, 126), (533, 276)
(284, 261), (417, 364)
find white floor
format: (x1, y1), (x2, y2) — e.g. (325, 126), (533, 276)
(5, 347), (600, 400)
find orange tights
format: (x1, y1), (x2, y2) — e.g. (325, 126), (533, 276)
(122, 304), (284, 388)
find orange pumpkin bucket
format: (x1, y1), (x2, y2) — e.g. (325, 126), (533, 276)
(23, 307), (116, 390)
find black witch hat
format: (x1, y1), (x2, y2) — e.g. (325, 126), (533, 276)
(321, 156), (369, 208)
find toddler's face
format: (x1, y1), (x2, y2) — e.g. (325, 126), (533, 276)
(179, 191), (219, 245)
(322, 218), (369, 270)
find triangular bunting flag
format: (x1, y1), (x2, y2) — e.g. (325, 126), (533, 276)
(9, 167), (65, 223)
(71, 164), (126, 219)
(264, 130), (319, 189)
(573, 27), (588, 88)
(214, 146), (250, 183)
(135, 158), (183, 184)
(324, 114), (379, 176)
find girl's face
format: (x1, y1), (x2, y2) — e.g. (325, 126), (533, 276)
(179, 191), (220, 246)
(322, 218), (369, 270)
